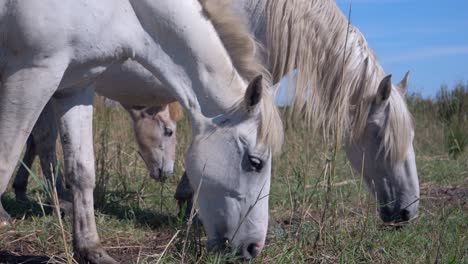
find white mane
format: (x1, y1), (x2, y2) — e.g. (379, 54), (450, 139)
(200, 0), (284, 154)
(264, 0), (413, 162)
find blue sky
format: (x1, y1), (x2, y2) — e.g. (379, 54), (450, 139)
(335, 0), (468, 98)
(276, 0), (468, 104)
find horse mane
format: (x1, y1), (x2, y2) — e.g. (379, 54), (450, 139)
(199, 0), (283, 154)
(168, 102), (184, 122)
(265, 0), (413, 162)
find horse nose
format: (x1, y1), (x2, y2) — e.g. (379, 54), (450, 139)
(244, 242), (263, 259)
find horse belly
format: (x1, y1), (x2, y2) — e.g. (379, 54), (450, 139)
(58, 63), (109, 90)
(94, 60), (176, 107)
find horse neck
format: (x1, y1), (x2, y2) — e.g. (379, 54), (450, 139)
(133, 0), (247, 118)
(237, 0), (269, 64)
(244, 0), (389, 142)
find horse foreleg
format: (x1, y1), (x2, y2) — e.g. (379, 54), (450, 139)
(55, 88), (117, 264)
(0, 58), (68, 227)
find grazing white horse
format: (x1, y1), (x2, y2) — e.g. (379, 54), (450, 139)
(0, 0), (283, 262)
(257, 0), (419, 222)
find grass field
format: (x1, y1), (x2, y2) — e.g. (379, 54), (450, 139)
(0, 84), (467, 263)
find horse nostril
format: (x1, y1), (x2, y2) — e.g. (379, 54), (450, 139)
(246, 243), (261, 258)
(380, 206), (393, 222)
(400, 209), (411, 222)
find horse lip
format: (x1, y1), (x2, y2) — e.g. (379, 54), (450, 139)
(149, 168), (163, 182)
(149, 168), (173, 182)
(206, 237), (229, 252)
(382, 214), (419, 228)
(395, 213), (419, 225)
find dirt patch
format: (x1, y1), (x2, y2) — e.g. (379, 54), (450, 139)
(420, 184), (468, 207)
(104, 232), (174, 263)
(0, 227), (175, 264)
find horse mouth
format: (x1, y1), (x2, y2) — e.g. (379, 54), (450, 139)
(149, 168), (173, 182)
(381, 214), (419, 228)
(206, 237), (229, 253)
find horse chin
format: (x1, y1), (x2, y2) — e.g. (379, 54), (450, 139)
(206, 239), (264, 259)
(206, 237), (229, 255)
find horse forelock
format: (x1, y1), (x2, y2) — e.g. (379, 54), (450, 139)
(265, 0), (412, 161)
(199, 0), (283, 154)
(168, 102), (184, 122)
(382, 91), (414, 163)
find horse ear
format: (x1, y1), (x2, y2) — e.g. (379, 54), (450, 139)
(376, 75), (392, 104)
(169, 102), (184, 122)
(123, 105), (144, 120)
(397, 71), (410, 96)
(245, 75), (263, 112)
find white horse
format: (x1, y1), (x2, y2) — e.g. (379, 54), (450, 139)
(256, 0), (419, 223)
(0, 0), (283, 262)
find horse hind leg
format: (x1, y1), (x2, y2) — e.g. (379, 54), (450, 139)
(33, 100), (73, 215)
(0, 56), (68, 227)
(37, 144), (73, 216)
(12, 135), (37, 203)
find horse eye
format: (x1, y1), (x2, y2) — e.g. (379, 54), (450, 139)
(248, 155), (263, 172)
(164, 127), (173, 137)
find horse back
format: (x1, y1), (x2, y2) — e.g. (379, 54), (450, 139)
(1, 0), (142, 61)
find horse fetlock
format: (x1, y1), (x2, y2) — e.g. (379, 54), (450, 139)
(14, 189), (30, 204)
(58, 199), (73, 217)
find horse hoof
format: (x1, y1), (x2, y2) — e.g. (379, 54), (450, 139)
(15, 193), (31, 204)
(77, 247), (118, 264)
(0, 220), (11, 228)
(0, 211), (12, 228)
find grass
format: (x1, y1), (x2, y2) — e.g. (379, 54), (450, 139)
(0, 85), (467, 263)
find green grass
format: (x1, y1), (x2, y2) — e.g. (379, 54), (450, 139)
(1, 86), (467, 263)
